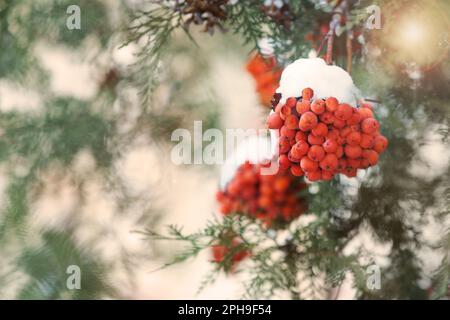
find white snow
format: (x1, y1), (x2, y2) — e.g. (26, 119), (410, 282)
(276, 58), (359, 105)
(219, 135), (275, 190)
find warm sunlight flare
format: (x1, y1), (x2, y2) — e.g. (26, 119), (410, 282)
(401, 22), (425, 46)
(381, 2), (449, 69)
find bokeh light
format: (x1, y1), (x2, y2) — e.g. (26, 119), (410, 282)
(374, 0), (449, 71)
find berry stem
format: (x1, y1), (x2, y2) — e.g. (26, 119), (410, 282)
(325, 28), (334, 65)
(345, 2), (353, 74)
(326, 16), (339, 65)
(364, 98), (382, 104)
(316, 34), (330, 58)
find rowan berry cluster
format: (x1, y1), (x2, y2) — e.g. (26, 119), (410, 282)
(267, 88), (388, 181)
(246, 53), (282, 107)
(216, 161), (308, 227)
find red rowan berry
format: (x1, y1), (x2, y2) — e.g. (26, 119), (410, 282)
(274, 176), (290, 192)
(296, 100), (311, 114)
(358, 107), (374, 120)
(311, 99), (326, 114)
(299, 112), (318, 131)
(216, 191), (226, 202)
(306, 170), (321, 181)
(291, 140), (309, 158)
(321, 170), (334, 181)
(280, 126), (296, 139)
(320, 112), (335, 124)
(346, 131), (362, 146)
(323, 139), (338, 153)
(346, 109), (361, 125)
(360, 133), (375, 149)
(295, 131), (307, 142)
(279, 154), (291, 170)
(288, 151), (300, 163)
(308, 145), (325, 162)
(220, 201), (233, 214)
(290, 165), (304, 177)
(227, 181), (240, 196)
(336, 145), (344, 158)
(361, 118), (379, 134)
(247, 53), (276, 73)
(325, 97), (339, 112)
(242, 170), (257, 184)
(366, 150), (379, 166)
(311, 122), (328, 137)
(361, 149), (371, 159)
(333, 118), (346, 129)
(267, 112), (283, 129)
(232, 247), (250, 262)
(360, 158), (370, 168)
(260, 184), (273, 196)
(212, 245), (227, 262)
(279, 136), (291, 153)
(308, 134), (325, 145)
(285, 97), (297, 108)
(347, 158), (361, 169)
(340, 126), (352, 137)
(302, 87), (314, 101)
(373, 135), (388, 153)
(285, 114), (299, 130)
(335, 103), (353, 121)
(319, 153), (338, 171)
(280, 105), (292, 117)
(300, 156), (319, 172)
(344, 145), (362, 159)
(258, 196), (272, 208)
(359, 102), (373, 110)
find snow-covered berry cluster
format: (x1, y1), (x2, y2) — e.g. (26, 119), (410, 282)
(216, 161), (308, 227)
(267, 87), (388, 181)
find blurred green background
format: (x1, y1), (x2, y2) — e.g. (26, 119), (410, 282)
(0, 0), (448, 299)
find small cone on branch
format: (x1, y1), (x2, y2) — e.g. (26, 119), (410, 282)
(175, 0), (229, 34)
(260, 0), (295, 30)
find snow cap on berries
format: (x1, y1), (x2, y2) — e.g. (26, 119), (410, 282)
(276, 58), (358, 105)
(220, 135), (274, 190)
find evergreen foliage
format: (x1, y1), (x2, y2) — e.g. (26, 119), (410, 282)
(0, 0), (448, 299)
